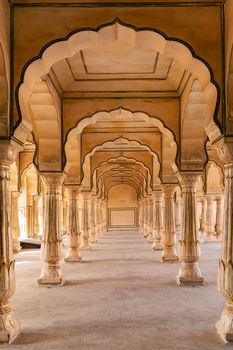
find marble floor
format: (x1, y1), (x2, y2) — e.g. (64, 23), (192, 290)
(1, 230), (231, 350)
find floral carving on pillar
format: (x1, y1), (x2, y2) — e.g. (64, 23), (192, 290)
(161, 184), (179, 262)
(0, 142), (21, 343)
(38, 172), (65, 285)
(64, 186), (81, 262)
(176, 172), (204, 285)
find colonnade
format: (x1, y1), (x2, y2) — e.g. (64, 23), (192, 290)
(0, 147), (230, 342)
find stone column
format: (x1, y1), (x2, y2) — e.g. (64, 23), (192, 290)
(199, 197), (206, 233)
(11, 191), (21, 253)
(215, 195), (223, 239)
(100, 199), (106, 233)
(161, 184), (179, 262)
(95, 199), (101, 238)
(215, 141), (233, 342)
(89, 196), (98, 243)
(175, 196), (182, 233)
(0, 143), (20, 342)
(205, 195), (215, 241)
(38, 173), (65, 285)
(80, 192), (91, 250)
(139, 199), (143, 233)
(143, 198), (149, 238)
(33, 195), (40, 240)
(152, 191), (163, 250)
(176, 173), (204, 285)
(147, 196), (153, 243)
(64, 186), (81, 262)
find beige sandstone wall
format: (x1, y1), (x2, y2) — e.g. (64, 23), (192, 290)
(107, 184), (138, 229)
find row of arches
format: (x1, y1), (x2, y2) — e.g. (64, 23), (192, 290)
(0, 16), (232, 344)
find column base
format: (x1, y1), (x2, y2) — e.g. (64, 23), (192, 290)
(64, 248), (81, 262)
(13, 240), (21, 253)
(147, 235), (153, 243)
(177, 262), (204, 285)
(90, 235), (97, 243)
(37, 265), (64, 285)
(161, 247), (179, 262)
(0, 307), (20, 343)
(205, 234), (222, 243)
(152, 241), (163, 250)
(80, 242), (92, 251)
(216, 305), (233, 343)
(143, 232), (148, 238)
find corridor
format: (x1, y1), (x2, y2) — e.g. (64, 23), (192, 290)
(3, 230), (226, 350)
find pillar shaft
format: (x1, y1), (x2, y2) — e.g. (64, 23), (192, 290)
(0, 143), (20, 343)
(175, 197), (182, 233)
(216, 158), (233, 341)
(176, 173), (204, 285)
(147, 197), (153, 243)
(205, 195), (215, 240)
(33, 195), (40, 240)
(214, 141), (233, 342)
(215, 196), (223, 238)
(161, 184), (179, 262)
(38, 173), (65, 285)
(143, 199), (149, 238)
(89, 197), (97, 243)
(152, 191), (163, 250)
(11, 191), (21, 253)
(80, 193), (91, 250)
(64, 186), (81, 262)
(199, 197), (206, 233)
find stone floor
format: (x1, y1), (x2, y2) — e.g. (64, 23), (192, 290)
(1, 230), (232, 350)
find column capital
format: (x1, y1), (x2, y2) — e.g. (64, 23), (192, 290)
(39, 172), (66, 189)
(215, 137), (233, 164)
(65, 184), (81, 197)
(81, 191), (91, 201)
(162, 183), (177, 197)
(152, 190), (163, 201)
(0, 140), (22, 166)
(177, 172), (201, 186)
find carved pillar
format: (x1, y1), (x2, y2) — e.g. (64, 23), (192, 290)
(161, 184), (179, 262)
(11, 191), (21, 253)
(80, 192), (91, 250)
(37, 173), (65, 285)
(199, 197), (206, 233)
(147, 196), (153, 243)
(152, 191), (163, 250)
(32, 195), (40, 240)
(215, 141), (233, 342)
(0, 143), (20, 342)
(64, 186), (81, 262)
(143, 198), (149, 238)
(139, 199), (144, 233)
(89, 197), (97, 243)
(176, 173), (204, 285)
(95, 199), (101, 238)
(205, 195), (215, 241)
(215, 195), (223, 239)
(175, 195), (182, 233)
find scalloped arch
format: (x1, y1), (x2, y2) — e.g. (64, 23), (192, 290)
(15, 19), (220, 145)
